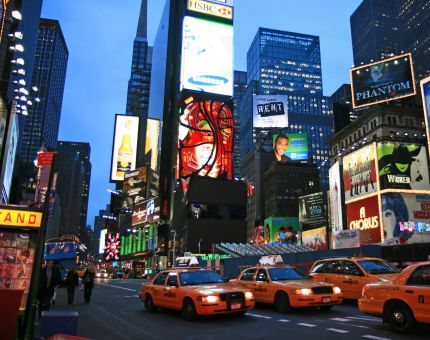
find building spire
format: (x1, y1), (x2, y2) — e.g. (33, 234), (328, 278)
(136, 0), (148, 39)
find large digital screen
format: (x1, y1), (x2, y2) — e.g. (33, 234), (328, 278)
(177, 95), (234, 184)
(263, 216), (299, 243)
(45, 242), (76, 260)
(346, 195), (381, 245)
(301, 226), (328, 250)
(381, 193), (430, 245)
(145, 118), (160, 171)
(272, 133), (308, 161)
(180, 16), (233, 96)
(298, 192), (325, 227)
(329, 162), (343, 231)
(377, 142), (429, 190)
(253, 95), (288, 128)
(132, 198), (161, 226)
(123, 167), (148, 207)
(2, 114), (18, 202)
(421, 76), (430, 160)
(110, 114), (139, 182)
(342, 144), (377, 202)
(350, 53), (416, 109)
(99, 229), (107, 255)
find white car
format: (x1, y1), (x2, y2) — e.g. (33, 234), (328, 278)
(96, 269), (108, 279)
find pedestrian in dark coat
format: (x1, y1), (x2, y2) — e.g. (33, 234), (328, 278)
(38, 261), (61, 318)
(65, 267), (79, 304)
(83, 266), (95, 303)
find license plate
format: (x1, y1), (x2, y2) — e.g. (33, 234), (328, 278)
(231, 303), (242, 310)
(322, 297), (331, 303)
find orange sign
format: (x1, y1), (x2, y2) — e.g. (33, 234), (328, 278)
(0, 208), (42, 228)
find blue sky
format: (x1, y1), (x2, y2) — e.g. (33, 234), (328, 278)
(41, 0), (361, 228)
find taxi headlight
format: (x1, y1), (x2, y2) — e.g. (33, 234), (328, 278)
(245, 291), (254, 300)
(333, 287), (342, 294)
(103, 273), (108, 278)
(200, 295), (219, 304)
(296, 288), (312, 295)
(96, 273), (101, 278)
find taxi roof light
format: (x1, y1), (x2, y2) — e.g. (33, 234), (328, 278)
(174, 256), (200, 268)
(258, 255), (284, 266)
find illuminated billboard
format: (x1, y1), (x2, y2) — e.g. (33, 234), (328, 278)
(263, 216), (299, 243)
(123, 167), (148, 206)
(45, 242), (76, 260)
(110, 114), (139, 182)
(177, 95), (234, 184)
(99, 229), (107, 255)
(377, 142), (429, 190)
(180, 16), (233, 96)
(301, 227), (328, 250)
(145, 118), (160, 171)
(298, 192), (325, 227)
(329, 162), (343, 231)
(350, 53), (416, 109)
(132, 197), (160, 226)
(272, 133), (308, 161)
(421, 76), (430, 160)
(342, 144), (377, 202)
(253, 95), (288, 128)
(187, 0), (233, 20)
(381, 193), (430, 245)
(332, 230), (360, 249)
(104, 233), (120, 261)
(2, 113), (18, 202)
(346, 195), (381, 245)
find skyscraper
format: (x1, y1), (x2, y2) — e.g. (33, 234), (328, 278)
(20, 19), (68, 163)
(126, 0), (152, 164)
(350, 0), (401, 66)
(233, 70), (247, 178)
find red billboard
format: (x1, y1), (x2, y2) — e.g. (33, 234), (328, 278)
(346, 195), (381, 245)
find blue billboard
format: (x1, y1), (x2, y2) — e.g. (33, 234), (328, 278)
(45, 242), (77, 260)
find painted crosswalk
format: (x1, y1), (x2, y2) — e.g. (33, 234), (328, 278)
(327, 328), (350, 334)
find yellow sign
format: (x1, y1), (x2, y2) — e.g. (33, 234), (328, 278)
(187, 0), (233, 20)
(0, 209), (42, 228)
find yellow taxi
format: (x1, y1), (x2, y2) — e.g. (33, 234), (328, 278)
(309, 257), (400, 299)
(359, 261), (430, 334)
(229, 256), (343, 312)
(139, 257), (255, 320)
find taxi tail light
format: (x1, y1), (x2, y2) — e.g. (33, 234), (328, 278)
(333, 287), (342, 294)
(361, 286), (366, 297)
(296, 288), (312, 295)
(245, 291), (254, 300)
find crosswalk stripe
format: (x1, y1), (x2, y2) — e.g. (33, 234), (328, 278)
(362, 335), (391, 340)
(347, 316), (380, 322)
(327, 328), (349, 334)
(297, 323), (316, 327)
(278, 319), (290, 323)
(330, 317), (352, 322)
(247, 313), (272, 319)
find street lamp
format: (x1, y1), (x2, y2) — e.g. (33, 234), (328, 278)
(171, 229), (176, 266)
(198, 239), (202, 254)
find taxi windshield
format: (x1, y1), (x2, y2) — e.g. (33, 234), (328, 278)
(268, 267), (309, 281)
(358, 260), (400, 274)
(179, 270), (224, 286)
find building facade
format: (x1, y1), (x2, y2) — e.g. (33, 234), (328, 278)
(233, 70), (247, 178)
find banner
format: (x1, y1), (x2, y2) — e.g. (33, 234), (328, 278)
(123, 167), (148, 206)
(381, 193), (430, 245)
(253, 95), (288, 128)
(343, 144), (377, 201)
(346, 195), (381, 245)
(377, 142), (430, 190)
(44, 242), (76, 260)
(332, 230), (360, 249)
(329, 162), (343, 231)
(272, 133), (308, 161)
(187, 0), (233, 21)
(301, 226), (327, 250)
(351, 53), (416, 108)
(299, 192), (325, 227)
(421, 76), (430, 160)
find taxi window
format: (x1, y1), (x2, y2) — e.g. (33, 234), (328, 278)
(325, 260), (343, 274)
(179, 270), (223, 286)
(256, 269), (268, 282)
(407, 265), (430, 286)
(340, 261), (364, 276)
(357, 260), (400, 274)
(269, 267), (309, 281)
(311, 262), (327, 273)
(240, 268), (257, 281)
(167, 274), (178, 287)
(154, 272), (169, 285)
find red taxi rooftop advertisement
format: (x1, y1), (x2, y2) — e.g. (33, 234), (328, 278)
(346, 195), (381, 245)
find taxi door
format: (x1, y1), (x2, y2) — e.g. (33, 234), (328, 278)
(338, 261), (366, 299)
(237, 268), (257, 291)
(159, 273), (181, 309)
(312, 260), (344, 289)
(254, 269), (271, 303)
(404, 265), (430, 323)
(151, 272), (169, 306)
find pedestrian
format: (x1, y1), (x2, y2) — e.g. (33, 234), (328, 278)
(82, 265), (95, 303)
(38, 260), (61, 318)
(51, 262), (62, 306)
(65, 267), (79, 304)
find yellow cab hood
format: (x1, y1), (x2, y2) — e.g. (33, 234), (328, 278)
(272, 280), (332, 289)
(182, 283), (245, 294)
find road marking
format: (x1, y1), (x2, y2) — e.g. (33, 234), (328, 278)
(98, 283), (137, 292)
(362, 336), (391, 340)
(278, 319), (290, 323)
(123, 295), (139, 298)
(327, 328), (349, 334)
(347, 316), (380, 322)
(297, 323), (316, 327)
(330, 317), (352, 322)
(247, 313), (272, 319)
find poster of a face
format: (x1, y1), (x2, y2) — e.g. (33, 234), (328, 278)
(272, 133), (308, 161)
(381, 193), (430, 245)
(329, 162), (343, 231)
(343, 144), (377, 202)
(377, 142), (430, 190)
(301, 227), (327, 250)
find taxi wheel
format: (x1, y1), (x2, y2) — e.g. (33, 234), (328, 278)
(182, 299), (198, 321)
(275, 292), (292, 313)
(145, 295), (156, 313)
(384, 301), (416, 334)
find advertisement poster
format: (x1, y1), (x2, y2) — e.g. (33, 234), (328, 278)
(99, 229), (107, 255)
(351, 53), (416, 108)
(187, 0), (233, 21)
(421, 77), (430, 160)
(346, 195), (381, 245)
(44, 242), (76, 260)
(381, 193), (430, 245)
(177, 95), (234, 186)
(145, 118), (160, 171)
(110, 114), (139, 182)
(332, 230), (360, 249)
(272, 133), (308, 161)
(377, 142), (429, 190)
(301, 226), (328, 250)
(180, 16), (233, 96)
(253, 95), (289, 128)
(343, 144), (377, 202)
(123, 167), (148, 206)
(298, 192), (326, 227)
(263, 216), (299, 243)
(329, 162), (343, 231)
(2, 113), (18, 202)
(132, 197), (160, 226)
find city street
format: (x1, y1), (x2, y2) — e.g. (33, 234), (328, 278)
(43, 279), (430, 340)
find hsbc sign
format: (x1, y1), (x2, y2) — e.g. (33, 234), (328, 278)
(187, 0), (233, 20)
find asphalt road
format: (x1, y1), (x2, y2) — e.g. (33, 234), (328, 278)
(39, 279), (430, 340)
